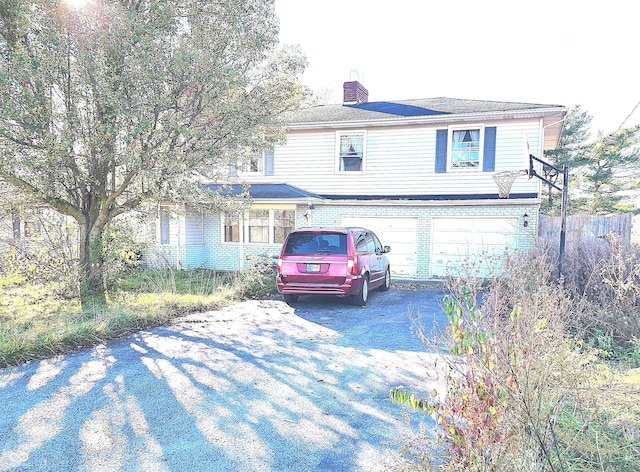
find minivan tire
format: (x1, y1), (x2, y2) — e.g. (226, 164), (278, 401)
(283, 294), (299, 305)
(380, 267), (391, 291)
(353, 275), (369, 307)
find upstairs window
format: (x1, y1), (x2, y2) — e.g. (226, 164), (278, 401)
(451, 128), (481, 168)
(435, 125), (496, 173)
(230, 151), (274, 176)
(241, 151), (264, 174)
(337, 131), (366, 172)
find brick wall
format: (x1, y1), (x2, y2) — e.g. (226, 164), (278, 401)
(304, 202), (538, 279)
(343, 81), (369, 104)
(147, 202), (539, 279)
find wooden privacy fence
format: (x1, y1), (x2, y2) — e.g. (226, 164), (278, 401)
(538, 213), (633, 246)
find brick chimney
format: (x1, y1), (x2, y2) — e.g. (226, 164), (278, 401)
(343, 81), (368, 105)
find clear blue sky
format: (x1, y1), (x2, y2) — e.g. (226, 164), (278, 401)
(275, 0), (639, 138)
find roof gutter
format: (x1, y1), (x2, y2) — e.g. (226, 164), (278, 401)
(318, 196), (540, 207)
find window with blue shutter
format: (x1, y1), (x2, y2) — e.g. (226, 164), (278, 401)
(437, 126), (496, 172)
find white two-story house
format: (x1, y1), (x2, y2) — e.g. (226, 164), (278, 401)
(150, 81), (566, 279)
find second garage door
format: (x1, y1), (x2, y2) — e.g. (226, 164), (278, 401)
(341, 216), (417, 278)
(431, 216), (519, 277)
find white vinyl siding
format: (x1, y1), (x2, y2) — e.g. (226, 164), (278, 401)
(269, 121), (541, 197)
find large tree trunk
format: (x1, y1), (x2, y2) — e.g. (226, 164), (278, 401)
(78, 219), (107, 307)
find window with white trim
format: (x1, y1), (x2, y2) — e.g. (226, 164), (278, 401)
(224, 212), (240, 242)
(24, 220), (42, 238)
(222, 209), (295, 244)
(247, 210), (269, 243)
(274, 210), (295, 243)
(8, 211), (43, 239)
(336, 131), (366, 172)
(240, 151), (264, 174)
(448, 126), (484, 169)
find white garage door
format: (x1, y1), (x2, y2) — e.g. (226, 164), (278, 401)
(431, 217), (519, 277)
(341, 216), (417, 278)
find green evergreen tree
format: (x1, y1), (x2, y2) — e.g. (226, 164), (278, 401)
(541, 105), (592, 215)
(576, 127), (640, 214)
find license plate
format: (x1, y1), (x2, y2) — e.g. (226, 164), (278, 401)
(306, 263), (321, 273)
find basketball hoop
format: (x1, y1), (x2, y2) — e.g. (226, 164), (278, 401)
(492, 170), (528, 198)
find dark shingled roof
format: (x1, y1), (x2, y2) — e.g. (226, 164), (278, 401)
(286, 97), (565, 125)
(202, 183), (321, 200)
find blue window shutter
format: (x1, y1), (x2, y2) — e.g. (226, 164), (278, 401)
(435, 129), (447, 173)
(264, 152), (274, 175)
(483, 127), (496, 172)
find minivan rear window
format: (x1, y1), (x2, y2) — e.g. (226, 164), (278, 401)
(283, 232), (347, 255)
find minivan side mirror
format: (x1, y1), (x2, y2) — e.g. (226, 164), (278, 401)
(383, 245), (391, 253)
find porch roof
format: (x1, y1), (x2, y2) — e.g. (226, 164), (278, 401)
(202, 183), (322, 200)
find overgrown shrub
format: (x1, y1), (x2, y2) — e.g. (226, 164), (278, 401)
(544, 234), (640, 361)
(233, 253), (277, 298)
(0, 215), (78, 296)
(391, 252), (640, 471)
(103, 215), (150, 286)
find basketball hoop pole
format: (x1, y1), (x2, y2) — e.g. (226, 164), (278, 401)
(528, 154), (569, 279)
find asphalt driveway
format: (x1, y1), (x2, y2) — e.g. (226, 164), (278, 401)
(0, 285), (448, 472)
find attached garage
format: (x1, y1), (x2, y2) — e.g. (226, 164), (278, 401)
(341, 215), (417, 278)
(431, 216), (519, 277)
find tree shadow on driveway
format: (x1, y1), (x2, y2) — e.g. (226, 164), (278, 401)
(0, 288), (447, 471)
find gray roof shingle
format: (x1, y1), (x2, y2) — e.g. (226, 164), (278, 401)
(286, 97), (565, 126)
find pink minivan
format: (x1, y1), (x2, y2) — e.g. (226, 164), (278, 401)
(276, 227), (391, 306)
